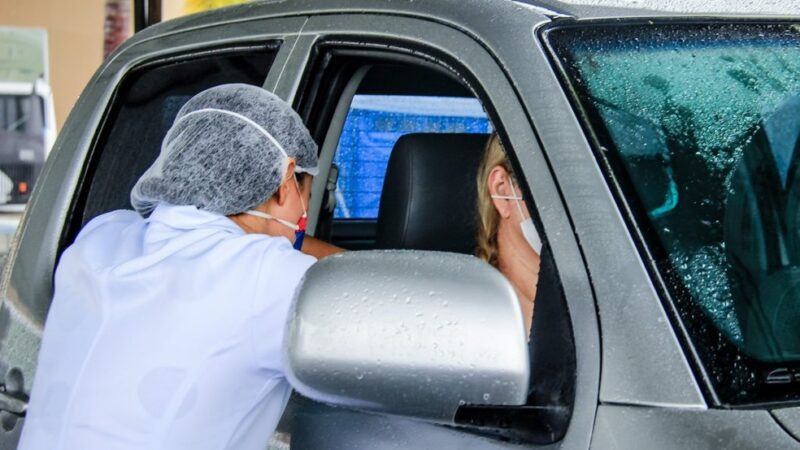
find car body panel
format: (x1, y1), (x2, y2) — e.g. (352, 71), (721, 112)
(773, 408), (800, 443)
(0, 0), (796, 448)
(592, 404), (798, 449)
(289, 399), (547, 450)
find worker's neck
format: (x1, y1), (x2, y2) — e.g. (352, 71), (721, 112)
(227, 207), (295, 242)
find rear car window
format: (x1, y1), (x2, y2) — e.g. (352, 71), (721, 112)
(69, 44), (279, 240)
(550, 22), (800, 405)
(333, 94), (492, 219)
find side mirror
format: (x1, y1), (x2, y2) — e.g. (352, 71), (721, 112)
(283, 250), (530, 423)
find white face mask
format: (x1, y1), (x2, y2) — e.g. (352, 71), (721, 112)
(491, 179), (543, 254)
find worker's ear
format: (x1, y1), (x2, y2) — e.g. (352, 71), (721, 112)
(274, 160), (297, 207)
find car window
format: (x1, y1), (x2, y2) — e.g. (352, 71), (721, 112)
(550, 22), (800, 405)
(333, 94), (492, 219)
(68, 44), (279, 240)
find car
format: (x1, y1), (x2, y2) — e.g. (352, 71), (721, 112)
(0, 0), (798, 448)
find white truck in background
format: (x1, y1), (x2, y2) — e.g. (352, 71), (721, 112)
(0, 27), (56, 213)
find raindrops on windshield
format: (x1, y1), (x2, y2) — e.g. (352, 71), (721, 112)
(553, 23), (800, 403)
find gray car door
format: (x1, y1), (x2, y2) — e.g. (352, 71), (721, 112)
(264, 9), (600, 450)
(0, 15), (308, 447)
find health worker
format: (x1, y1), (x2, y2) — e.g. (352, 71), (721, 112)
(20, 84), (340, 450)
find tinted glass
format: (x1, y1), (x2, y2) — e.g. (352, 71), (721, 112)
(333, 95), (492, 219)
(550, 23), (800, 405)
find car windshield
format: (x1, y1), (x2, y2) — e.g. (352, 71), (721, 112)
(0, 94), (44, 134)
(549, 23), (800, 405)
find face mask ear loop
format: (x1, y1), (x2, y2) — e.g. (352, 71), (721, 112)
(291, 174), (308, 236)
(244, 210), (299, 230)
(508, 179), (527, 221)
(293, 174), (308, 217)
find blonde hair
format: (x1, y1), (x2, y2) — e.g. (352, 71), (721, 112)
(476, 133), (514, 267)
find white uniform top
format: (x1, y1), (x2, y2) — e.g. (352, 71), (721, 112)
(19, 204), (316, 450)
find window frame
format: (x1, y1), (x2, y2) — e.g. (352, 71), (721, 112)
(295, 45), (496, 248)
(543, 19), (800, 408)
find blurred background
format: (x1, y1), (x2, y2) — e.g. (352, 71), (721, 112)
(0, 0), (247, 254)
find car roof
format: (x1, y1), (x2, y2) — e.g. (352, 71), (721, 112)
(121, 0), (799, 58)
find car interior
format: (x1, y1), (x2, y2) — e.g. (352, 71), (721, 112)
(63, 42), (577, 444)
(299, 60), (491, 251)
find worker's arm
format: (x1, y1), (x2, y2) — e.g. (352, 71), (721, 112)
(301, 235), (346, 259)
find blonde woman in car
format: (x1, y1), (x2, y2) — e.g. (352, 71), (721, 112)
(476, 133), (542, 335)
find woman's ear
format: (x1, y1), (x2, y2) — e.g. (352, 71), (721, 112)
(274, 160), (297, 206)
(488, 165), (514, 220)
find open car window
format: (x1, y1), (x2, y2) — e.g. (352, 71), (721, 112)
(298, 45), (576, 443)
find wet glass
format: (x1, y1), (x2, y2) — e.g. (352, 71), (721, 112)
(549, 23), (800, 405)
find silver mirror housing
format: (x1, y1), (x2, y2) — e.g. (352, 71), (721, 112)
(283, 250), (530, 423)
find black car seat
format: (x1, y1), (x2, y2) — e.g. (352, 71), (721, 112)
(376, 133), (489, 254)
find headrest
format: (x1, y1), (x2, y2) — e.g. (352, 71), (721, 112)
(376, 133), (490, 254)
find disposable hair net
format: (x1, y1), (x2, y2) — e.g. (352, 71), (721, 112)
(130, 83), (318, 216)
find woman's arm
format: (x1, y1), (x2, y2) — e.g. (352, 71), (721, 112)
(301, 235), (346, 259)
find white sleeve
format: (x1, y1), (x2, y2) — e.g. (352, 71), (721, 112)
(249, 243), (317, 373)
